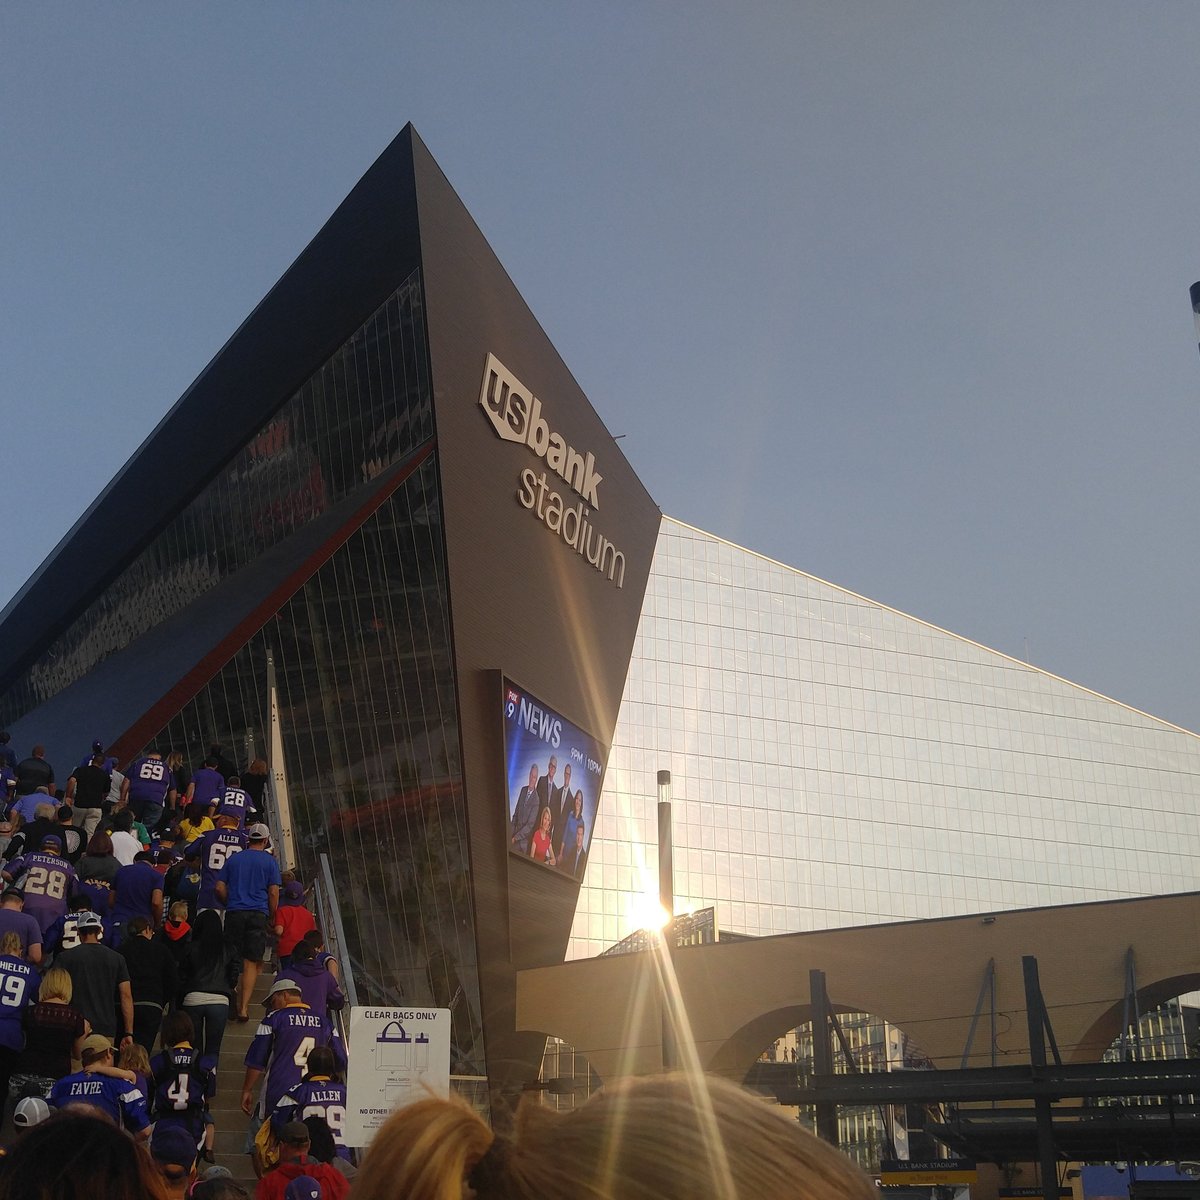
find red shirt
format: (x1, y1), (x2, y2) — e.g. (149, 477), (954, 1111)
(256, 1157), (349, 1200)
(276, 905), (317, 958)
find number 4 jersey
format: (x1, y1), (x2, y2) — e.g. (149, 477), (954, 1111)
(149, 1044), (217, 1138)
(245, 1004), (346, 1114)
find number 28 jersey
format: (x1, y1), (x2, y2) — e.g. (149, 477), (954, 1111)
(195, 828), (247, 909)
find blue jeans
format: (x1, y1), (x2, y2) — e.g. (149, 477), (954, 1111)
(183, 1000), (230, 1064)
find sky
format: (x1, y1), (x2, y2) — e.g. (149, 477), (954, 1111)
(3, 4), (1200, 731)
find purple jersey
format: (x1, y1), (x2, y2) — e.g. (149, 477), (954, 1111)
(111, 860), (163, 928)
(245, 1005), (346, 1115)
(149, 1044), (216, 1134)
(217, 787), (250, 828)
(50, 1070), (150, 1133)
(8, 852), (75, 934)
(271, 1078), (350, 1156)
(0, 954), (36, 1051)
(125, 756), (175, 812)
(197, 827), (247, 909)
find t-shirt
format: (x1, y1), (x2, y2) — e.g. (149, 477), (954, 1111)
(111, 861), (163, 928)
(49, 1070), (149, 1133)
(13, 757), (53, 797)
(68, 764), (112, 809)
(0, 906), (43, 957)
(197, 828), (247, 909)
(9, 792), (58, 824)
(124, 756), (175, 814)
(245, 1005), (346, 1114)
(110, 830), (142, 866)
(7, 852), (75, 934)
(218, 847), (281, 913)
(177, 816), (214, 844)
(57, 941), (130, 1038)
(217, 787), (251, 828)
(190, 767), (225, 810)
(0, 954), (36, 1051)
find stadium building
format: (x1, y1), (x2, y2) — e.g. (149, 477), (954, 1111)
(3, 127), (1200, 1125)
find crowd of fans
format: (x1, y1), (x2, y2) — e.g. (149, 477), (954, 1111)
(0, 733), (876, 1199)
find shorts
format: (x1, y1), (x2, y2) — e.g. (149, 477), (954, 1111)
(224, 910), (269, 962)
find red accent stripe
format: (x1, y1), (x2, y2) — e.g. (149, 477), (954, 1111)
(108, 442), (435, 761)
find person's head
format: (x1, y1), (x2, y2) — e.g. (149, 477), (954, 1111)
(184, 802), (206, 825)
(538, 807), (553, 835)
(203, 757), (218, 770)
(161, 1009), (195, 1048)
(575, 823), (585, 850)
(168, 900), (190, 924)
(150, 1120), (197, 1197)
(304, 1046), (336, 1081)
(192, 1178), (250, 1200)
(283, 1177), (321, 1200)
(34, 802), (55, 823)
(527, 763), (538, 788)
(134, 850), (155, 864)
(118, 1040), (150, 1077)
(573, 790), (583, 818)
(291, 940), (316, 964)
(247, 823), (270, 846)
(166, 751), (183, 771)
(158, 825), (178, 844)
(32, 745), (45, 759)
(69, 894), (92, 913)
(277, 1120), (310, 1163)
(562, 762), (572, 788)
(0, 931), (21, 958)
(111, 809), (133, 833)
(353, 1074), (877, 1200)
(76, 910), (105, 942)
(227, 775), (241, 788)
(302, 928), (325, 953)
(249, 758), (268, 775)
(193, 908), (226, 958)
(0, 1108), (169, 1200)
(126, 916), (152, 941)
(12, 1095), (51, 1133)
(39, 834), (62, 857)
(281, 880), (304, 905)
(39, 967), (73, 1003)
(265, 980), (303, 1010)
(85, 831), (114, 857)
(1, 887), (23, 909)
(546, 756), (557, 782)
(302, 1115), (339, 1164)
(91, 753), (106, 768)
(81, 1034), (115, 1069)
(215, 811), (239, 830)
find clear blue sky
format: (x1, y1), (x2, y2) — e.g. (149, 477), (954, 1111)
(4, 4), (1200, 730)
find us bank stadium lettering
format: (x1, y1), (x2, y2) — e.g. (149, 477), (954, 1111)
(479, 354), (626, 589)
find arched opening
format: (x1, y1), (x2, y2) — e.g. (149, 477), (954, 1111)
(743, 1009), (940, 1174)
(1074, 972), (1200, 1064)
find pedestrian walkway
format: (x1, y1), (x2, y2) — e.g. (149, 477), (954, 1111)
(209, 968), (274, 1186)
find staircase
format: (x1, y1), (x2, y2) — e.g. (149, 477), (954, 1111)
(208, 969), (274, 1187)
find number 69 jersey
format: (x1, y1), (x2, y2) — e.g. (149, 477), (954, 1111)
(271, 1076), (350, 1158)
(246, 1003), (346, 1115)
(195, 827), (247, 910)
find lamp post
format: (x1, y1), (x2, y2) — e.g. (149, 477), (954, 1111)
(658, 769), (676, 1071)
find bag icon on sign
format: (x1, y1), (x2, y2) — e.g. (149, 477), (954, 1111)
(376, 1021), (413, 1070)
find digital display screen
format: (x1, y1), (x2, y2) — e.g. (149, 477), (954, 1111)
(502, 677), (606, 878)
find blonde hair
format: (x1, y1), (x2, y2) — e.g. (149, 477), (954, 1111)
(0, 932), (20, 957)
(39, 967), (73, 1003)
(119, 1042), (151, 1076)
(168, 900), (190, 923)
(353, 1074), (875, 1200)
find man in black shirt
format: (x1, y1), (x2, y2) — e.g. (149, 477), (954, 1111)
(65, 753), (112, 840)
(13, 747), (53, 798)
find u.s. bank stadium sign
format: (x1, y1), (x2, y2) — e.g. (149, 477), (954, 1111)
(479, 354), (626, 589)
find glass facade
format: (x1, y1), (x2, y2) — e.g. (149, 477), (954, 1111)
(570, 517), (1200, 957)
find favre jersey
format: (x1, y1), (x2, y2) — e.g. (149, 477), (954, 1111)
(149, 1044), (216, 1133)
(245, 1005), (346, 1114)
(196, 827), (247, 909)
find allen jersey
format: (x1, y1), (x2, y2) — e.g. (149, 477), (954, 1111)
(196, 827), (247, 909)
(271, 1076), (350, 1157)
(245, 1004), (346, 1115)
(125, 756), (176, 811)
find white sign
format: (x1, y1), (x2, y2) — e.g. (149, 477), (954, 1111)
(344, 1006), (451, 1147)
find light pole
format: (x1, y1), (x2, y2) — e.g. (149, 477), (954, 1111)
(658, 769), (676, 1071)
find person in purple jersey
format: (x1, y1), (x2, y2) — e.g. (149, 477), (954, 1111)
(0, 930), (37, 1115)
(2, 835), (77, 936)
(216, 777), (251, 829)
(196, 813), (247, 911)
(0, 885), (44, 963)
(150, 1010), (218, 1158)
(122, 751), (178, 833)
(110, 850), (164, 946)
(190, 758), (226, 813)
(270, 1046), (350, 1159)
(241, 978), (346, 1120)
(50, 1034), (151, 1138)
